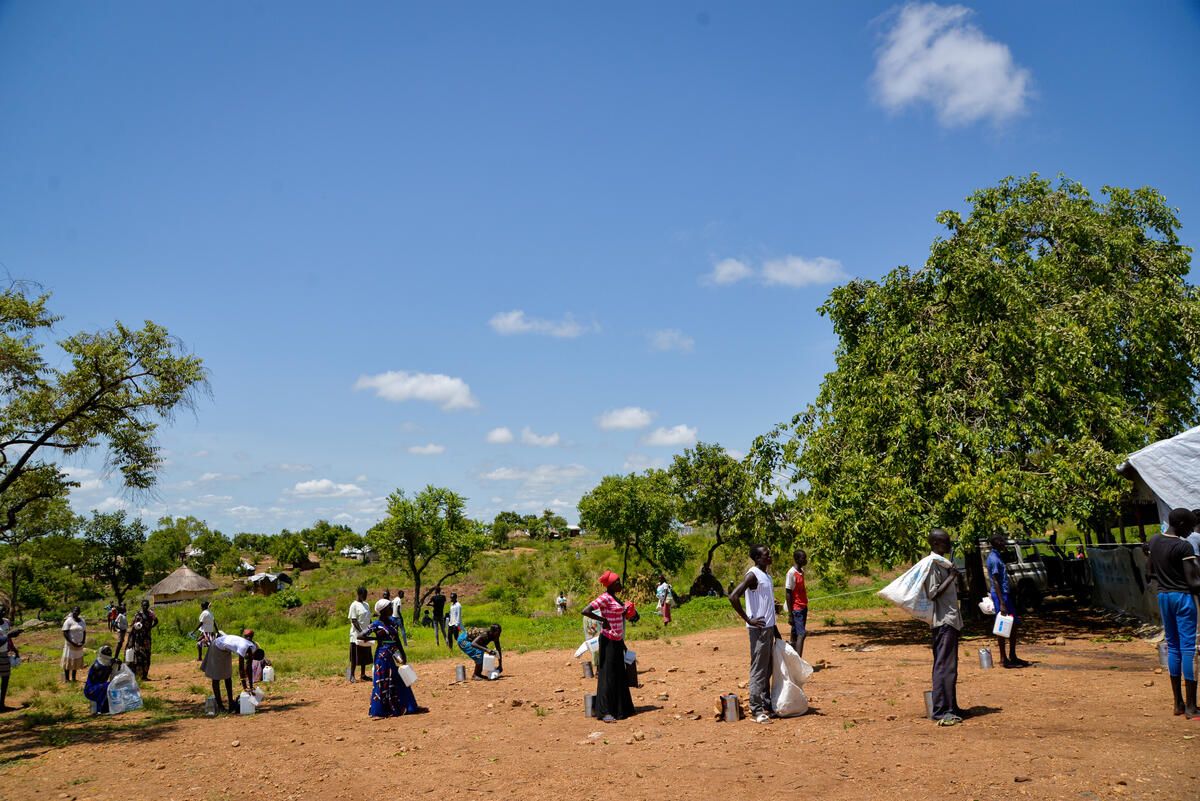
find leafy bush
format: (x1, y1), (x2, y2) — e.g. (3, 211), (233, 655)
(275, 589), (302, 609)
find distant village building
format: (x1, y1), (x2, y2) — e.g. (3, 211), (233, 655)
(338, 545), (375, 563)
(245, 572), (293, 596)
(566, 525), (582, 537)
(148, 565), (217, 605)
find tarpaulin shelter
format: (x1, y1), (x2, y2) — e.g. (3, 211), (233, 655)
(1118, 424), (1200, 523)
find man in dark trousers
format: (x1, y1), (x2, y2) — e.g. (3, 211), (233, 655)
(430, 586), (448, 646)
(926, 528), (963, 726)
(729, 544), (778, 724)
(1146, 508), (1200, 718)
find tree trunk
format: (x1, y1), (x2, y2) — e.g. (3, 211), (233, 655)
(703, 523), (725, 571)
(622, 541), (629, 580)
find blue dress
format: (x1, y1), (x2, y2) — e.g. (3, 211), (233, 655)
(368, 619), (420, 718)
(986, 549), (1016, 621)
(83, 661), (113, 713)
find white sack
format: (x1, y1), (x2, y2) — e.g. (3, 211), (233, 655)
(770, 639), (810, 717)
(877, 554), (950, 624)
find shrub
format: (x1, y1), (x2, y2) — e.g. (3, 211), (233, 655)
(275, 590), (302, 609)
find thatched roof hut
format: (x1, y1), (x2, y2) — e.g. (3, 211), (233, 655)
(148, 565), (217, 604)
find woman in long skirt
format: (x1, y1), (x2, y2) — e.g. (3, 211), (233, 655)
(582, 570), (638, 722)
(129, 600), (158, 680)
(362, 599), (422, 718)
(61, 606), (86, 682)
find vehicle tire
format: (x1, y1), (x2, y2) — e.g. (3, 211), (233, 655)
(1016, 581), (1042, 615)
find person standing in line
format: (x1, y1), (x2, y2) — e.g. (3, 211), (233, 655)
(113, 604), (128, 658)
(1146, 508), (1200, 718)
(0, 603), (21, 712)
(83, 645), (115, 714)
(362, 598), (423, 718)
(582, 571), (637, 722)
(729, 545), (778, 724)
(106, 602), (117, 632)
(430, 587), (448, 646)
(391, 589), (410, 645)
(986, 536), (1029, 668)
(555, 590), (568, 616)
(61, 606), (86, 682)
(447, 592), (463, 653)
(784, 549), (809, 658)
(655, 575), (673, 626)
(129, 600), (158, 681)
(1187, 510), (1200, 556)
(194, 600), (217, 662)
(348, 586), (372, 683)
(926, 528), (964, 726)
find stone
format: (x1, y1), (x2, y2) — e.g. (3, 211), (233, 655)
(657, 693), (669, 701)
(1014, 776), (1032, 783)
(511, 699), (523, 707)
(633, 730), (645, 741)
(335, 735), (345, 741)
(231, 740), (241, 748)
(1144, 680), (1154, 687)
(1052, 637), (1066, 646)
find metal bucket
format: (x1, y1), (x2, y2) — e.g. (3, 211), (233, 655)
(923, 690), (934, 719)
(582, 661), (594, 679)
(722, 694), (741, 722)
(205, 696), (217, 717)
(455, 664), (467, 682)
(978, 648), (993, 669)
(1159, 641), (1170, 669)
(584, 693), (596, 718)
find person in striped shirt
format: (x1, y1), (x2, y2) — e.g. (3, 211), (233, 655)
(582, 570), (639, 722)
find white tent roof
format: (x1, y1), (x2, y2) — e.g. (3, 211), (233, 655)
(1122, 424), (1200, 518)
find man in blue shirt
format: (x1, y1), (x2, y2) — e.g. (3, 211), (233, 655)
(986, 535), (1029, 668)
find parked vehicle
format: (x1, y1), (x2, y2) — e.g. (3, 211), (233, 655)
(962, 537), (1092, 615)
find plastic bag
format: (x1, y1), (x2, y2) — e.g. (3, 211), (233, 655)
(106, 664), (143, 715)
(877, 554), (948, 624)
(770, 639), (810, 717)
(978, 597), (995, 615)
(573, 636), (599, 659)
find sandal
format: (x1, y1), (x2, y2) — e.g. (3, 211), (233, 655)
(936, 715), (962, 727)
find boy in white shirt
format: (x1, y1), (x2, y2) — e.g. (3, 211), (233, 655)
(447, 593), (463, 653)
(347, 587), (372, 683)
(391, 589), (409, 645)
(194, 600), (217, 662)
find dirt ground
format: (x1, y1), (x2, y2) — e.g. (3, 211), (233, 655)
(1, 607), (1196, 801)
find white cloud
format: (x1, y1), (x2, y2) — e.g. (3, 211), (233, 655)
(521, 427), (560, 447)
(196, 494), (233, 505)
(291, 478), (368, 498)
(94, 496), (128, 513)
(623, 453), (667, 472)
(192, 450), (210, 458)
(407, 443), (446, 456)
(486, 427), (515, 444)
(481, 464), (588, 491)
(725, 448), (746, 460)
(198, 472), (240, 483)
(642, 424), (698, 447)
(597, 407), (655, 431)
(354, 370), (479, 411)
(275, 463), (313, 473)
(228, 505), (262, 518)
(873, 2), (1031, 127)
(649, 329), (695, 352)
(64, 466), (103, 492)
(355, 474), (369, 482)
(704, 258), (753, 286)
(488, 310), (592, 338)
(762, 256), (848, 288)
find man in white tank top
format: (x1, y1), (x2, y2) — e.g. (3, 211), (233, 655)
(729, 544), (778, 723)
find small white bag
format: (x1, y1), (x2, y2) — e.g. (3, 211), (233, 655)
(978, 597), (995, 615)
(993, 613), (1014, 638)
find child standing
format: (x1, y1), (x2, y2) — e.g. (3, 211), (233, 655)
(655, 576), (673, 626)
(784, 549), (809, 658)
(926, 529), (963, 726)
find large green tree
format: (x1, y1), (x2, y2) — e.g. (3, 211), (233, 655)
(82, 510), (147, 604)
(670, 442), (755, 572)
(366, 486), (488, 622)
(0, 285), (206, 536)
(762, 175), (1200, 568)
(578, 469), (684, 578)
(142, 515), (207, 581)
(0, 495), (78, 619)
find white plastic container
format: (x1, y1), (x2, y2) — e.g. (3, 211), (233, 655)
(397, 663), (419, 687)
(125, 648), (136, 664)
(238, 691), (257, 715)
(482, 653), (498, 674)
(488, 670), (500, 681)
(262, 665), (275, 683)
(992, 613), (1014, 638)
(252, 686), (265, 704)
(623, 649), (637, 665)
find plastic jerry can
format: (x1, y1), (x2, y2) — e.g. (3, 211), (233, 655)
(261, 665), (275, 683)
(482, 653), (498, 674)
(238, 692), (257, 715)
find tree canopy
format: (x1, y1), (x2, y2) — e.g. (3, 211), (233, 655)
(83, 510), (146, 604)
(761, 174), (1200, 568)
(0, 285), (206, 537)
(670, 442), (756, 571)
(578, 469), (684, 578)
(367, 486), (488, 622)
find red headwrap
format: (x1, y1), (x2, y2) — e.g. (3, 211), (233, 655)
(599, 570), (620, 588)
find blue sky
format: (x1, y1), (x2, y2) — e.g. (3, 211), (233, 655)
(2, 2), (1198, 534)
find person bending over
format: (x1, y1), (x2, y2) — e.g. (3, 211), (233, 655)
(457, 624), (503, 679)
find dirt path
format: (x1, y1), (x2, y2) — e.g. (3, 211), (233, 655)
(1, 608), (1194, 801)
